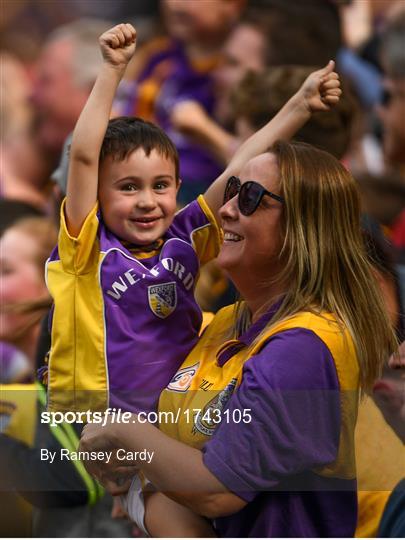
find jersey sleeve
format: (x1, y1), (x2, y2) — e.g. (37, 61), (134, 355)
(202, 328), (341, 501)
(169, 195), (223, 265)
(57, 199), (100, 275)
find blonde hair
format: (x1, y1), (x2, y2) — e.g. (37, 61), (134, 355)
(235, 141), (398, 391)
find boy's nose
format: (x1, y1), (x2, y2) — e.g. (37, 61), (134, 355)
(136, 189), (156, 209)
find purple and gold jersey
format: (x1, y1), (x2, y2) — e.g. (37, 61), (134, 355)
(46, 195), (222, 413)
(159, 303), (360, 537)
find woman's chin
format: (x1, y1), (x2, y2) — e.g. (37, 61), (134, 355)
(217, 248), (239, 273)
(217, 241), (243, 271)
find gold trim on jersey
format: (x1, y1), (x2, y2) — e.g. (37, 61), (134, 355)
(159, 305), (360, 480)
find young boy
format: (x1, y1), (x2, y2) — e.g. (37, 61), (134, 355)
(45, 23), (341, 414)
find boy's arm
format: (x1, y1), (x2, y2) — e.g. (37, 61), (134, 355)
(65, 23), (136, 236)
(204, 60), (342, 220)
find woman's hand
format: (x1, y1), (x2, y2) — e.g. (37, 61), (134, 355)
(296, 60), (342, 113)
(79, 419), (138, 495)
(99, 23), (136, 70)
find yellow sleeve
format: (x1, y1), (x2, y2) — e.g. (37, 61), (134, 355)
(58, 198), (100, 274)
(193, 195), (223, 265)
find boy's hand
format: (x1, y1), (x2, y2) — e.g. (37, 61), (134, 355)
(297, 60), (342, 113)
(99, 23), (136, 69)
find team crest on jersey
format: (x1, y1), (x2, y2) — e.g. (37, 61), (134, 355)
(148, 282), (177, 319)
(194, 378), (238, 437)
(167, 363), (200, 392)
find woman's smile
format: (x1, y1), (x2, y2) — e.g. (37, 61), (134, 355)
(223, 230), (244, 242)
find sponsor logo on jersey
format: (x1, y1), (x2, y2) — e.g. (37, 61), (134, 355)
(193, 378), (238, 437)
(148, 282), (177, 318)
(167, 363), (200, 392)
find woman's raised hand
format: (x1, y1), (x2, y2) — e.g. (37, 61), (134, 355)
(298, 60), (342, 113)
(99, 23), (136, 69)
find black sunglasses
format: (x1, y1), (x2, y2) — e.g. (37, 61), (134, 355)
(223, 176), (284, 216)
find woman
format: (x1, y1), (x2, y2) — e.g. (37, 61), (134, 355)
(80, 141), (397, 537)
(0, 217), (57, 378)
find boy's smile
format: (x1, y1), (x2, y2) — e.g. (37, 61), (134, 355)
(98, 148), (180, 245)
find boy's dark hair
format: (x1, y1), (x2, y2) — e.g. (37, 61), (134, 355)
(100, 116), (180, 180)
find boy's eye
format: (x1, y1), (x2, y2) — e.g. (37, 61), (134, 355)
(121, 183), (137, 192)
(154, 182), (168, 190)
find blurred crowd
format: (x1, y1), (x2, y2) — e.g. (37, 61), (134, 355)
(0, 0), (404, 537)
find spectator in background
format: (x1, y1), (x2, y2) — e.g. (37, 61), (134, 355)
(172, 65), (357, 313)
(214, 1), (342, 126)
(377, 7), (405, 263)
(30, 18), (111, 161)
(354, 339), (404, 537)
(0, 217), (57, 371)
(171, 66), (356, 174)
(0, 214), (132, 537)
(170, 1), (345, 151)
(0, 200), (44, 237)
(378, 8), (405, 172)
(373, 343), (405, 538)
(232, 67), (356, 159)
(0, 53), (53, 210)
(357, 172), (405, 234)
(117, 0), (245, 204)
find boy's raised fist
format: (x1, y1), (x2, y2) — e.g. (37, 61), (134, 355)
(99, 23), (136, 68)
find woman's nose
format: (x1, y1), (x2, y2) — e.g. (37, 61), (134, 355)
(219, 195), (238, 222)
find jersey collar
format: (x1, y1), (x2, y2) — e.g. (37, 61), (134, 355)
(216, 298), (284, 367)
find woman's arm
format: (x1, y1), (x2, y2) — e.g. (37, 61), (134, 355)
(79, 419), (246, 518)
(203, 60), (342, 220)
(80, 330), (342, 518)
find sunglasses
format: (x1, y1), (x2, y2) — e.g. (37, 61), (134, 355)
(223, 176), (284, 216)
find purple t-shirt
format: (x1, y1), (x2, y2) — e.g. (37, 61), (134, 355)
(203, 316), (357, 537)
